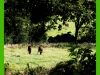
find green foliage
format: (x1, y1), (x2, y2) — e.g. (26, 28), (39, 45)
(4, 0), (96, 43)
(78, 21), (96, 42)
(4, 63), (49, 75)
(24, 64), (49, 75)
(49, 45), (96, 75)
(4, 62), (20, 75)
(5, 63), (10, 72)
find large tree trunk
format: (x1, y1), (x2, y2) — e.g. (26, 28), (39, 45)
(75, 25), (79, 42)
(41, 22), (46, 33)
(75, 28), (78, 42)
(75, 15), (80, 42)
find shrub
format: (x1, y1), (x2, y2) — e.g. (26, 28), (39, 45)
(24, 63), (49, 75)
(49, 45), (96, 75)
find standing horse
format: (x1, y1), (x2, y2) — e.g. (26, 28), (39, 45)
(28, 45), (32, 54)
(38, 45), (43, 55)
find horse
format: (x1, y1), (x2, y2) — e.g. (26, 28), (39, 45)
(38, 45), (43, 55)
(28, 45), (32, 54)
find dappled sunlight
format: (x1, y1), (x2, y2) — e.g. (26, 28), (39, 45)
(46, 22), (75, 37)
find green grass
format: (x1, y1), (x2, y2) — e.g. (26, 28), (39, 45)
(4, 47), (71, 70)
(4, 43), (96, 75)
(46, 21), (75, 38)
(4, 43), (96, 70)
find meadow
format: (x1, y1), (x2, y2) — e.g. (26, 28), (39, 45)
(46, 21), (75, 38)
(4, 43), (95, 71)
(4, 46), (71, 71)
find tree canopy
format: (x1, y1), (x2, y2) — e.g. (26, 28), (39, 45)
(4, 0), (96, 44)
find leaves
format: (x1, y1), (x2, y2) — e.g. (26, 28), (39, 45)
(4, 0), (96, 43)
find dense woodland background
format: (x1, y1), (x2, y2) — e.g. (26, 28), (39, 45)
(4, 0), (96, 44)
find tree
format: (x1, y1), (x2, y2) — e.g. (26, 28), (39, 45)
(27, 0), (96, 42)
(4, 0), (96, 43)
(4, 0), (31, 43)
(58, 0), (96, 42)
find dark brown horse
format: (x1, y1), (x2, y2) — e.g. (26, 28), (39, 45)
(38, 45), (43, 55)
(28, 45), (32, 54)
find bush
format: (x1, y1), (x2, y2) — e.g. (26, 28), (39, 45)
(23, 63), (49, 75)
(49, 46), (96, 75)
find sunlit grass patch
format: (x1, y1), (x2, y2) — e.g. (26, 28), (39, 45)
(46, 22), (75, 38)
(4, 47), (71, 69)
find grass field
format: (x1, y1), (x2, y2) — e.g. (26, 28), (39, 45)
(4, 42), (96, 71)
(46, 21), (75, 38)
(4, 47), (71, 71)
